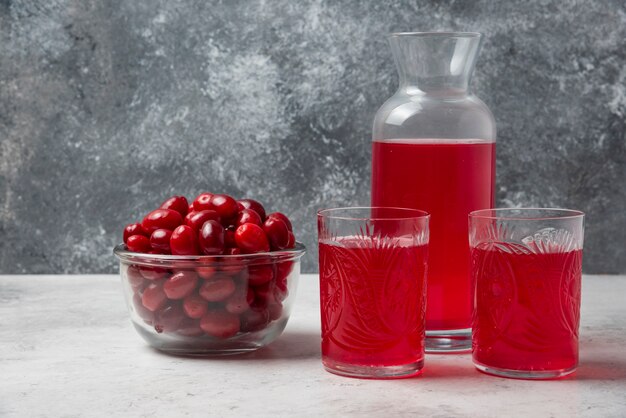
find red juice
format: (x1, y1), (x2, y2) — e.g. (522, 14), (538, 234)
(318, 237), (427, 368)
(371, 139), (495, 330)
(471, 243), (582, 373)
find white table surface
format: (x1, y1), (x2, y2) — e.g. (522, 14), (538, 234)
(1, 274), (625, 418)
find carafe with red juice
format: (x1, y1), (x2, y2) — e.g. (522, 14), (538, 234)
(371, 32), (496, 352)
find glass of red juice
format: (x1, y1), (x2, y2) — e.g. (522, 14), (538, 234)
(317, 207), (429, 379)
(469, 208), (585, 379)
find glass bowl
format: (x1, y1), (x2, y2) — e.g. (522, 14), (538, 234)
(113, 243), (306, 355)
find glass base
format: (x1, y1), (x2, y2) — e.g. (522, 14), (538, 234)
(425, 328), (472, 353)
(133, 318), (288, 356)
(322, 357), (424, 379)
(474, 361), (577, 380)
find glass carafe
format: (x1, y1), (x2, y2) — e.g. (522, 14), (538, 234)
(371, 32), (496, 352)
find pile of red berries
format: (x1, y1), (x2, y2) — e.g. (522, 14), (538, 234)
(123, 193), (295, 256)
(121, 193), (298, 340)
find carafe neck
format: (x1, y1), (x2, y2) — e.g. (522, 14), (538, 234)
(389, 32), (482, 96)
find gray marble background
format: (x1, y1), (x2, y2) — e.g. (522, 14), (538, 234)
(0, 0), (624, 274)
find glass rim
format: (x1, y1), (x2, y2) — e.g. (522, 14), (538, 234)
(317, 206), (430, 221)
(113, 242), (306, 264)
(389, 31), (482, 39)
(469, 208), (585, 221)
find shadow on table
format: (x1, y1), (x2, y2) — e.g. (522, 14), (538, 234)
(418, 361), (478, 380)
(240, 330), (321, 361)
(418, 360), (626, 382)
(573, 339), (626, 381)
(420, 357), (626, 382)
(574, 360), (626, 381)
(148, 330), (321, 362)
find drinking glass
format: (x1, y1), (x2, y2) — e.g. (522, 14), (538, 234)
(317, 207), (429, 379)
(469, 208), (585, 379)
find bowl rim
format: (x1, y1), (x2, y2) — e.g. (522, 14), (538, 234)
(113, 242), (306, 266)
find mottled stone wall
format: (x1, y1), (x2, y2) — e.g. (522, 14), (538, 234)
(0, 0), (624, 273)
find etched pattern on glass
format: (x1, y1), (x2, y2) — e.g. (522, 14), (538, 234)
(319, 244), (344, 340)
(471, 222), (582, 255)
(472, 230), (583, 368)
(521, 227), (579, 254)
(471, 242), (517, 349)
(319, 233), (427, 355)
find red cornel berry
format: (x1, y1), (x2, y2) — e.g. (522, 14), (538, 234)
(235, 223), (270, 254)
(124, 223), (148, 243)
(236, 209), (263, 227)
(142, 209), (183, 234)
(267, 212), (292, 232)
(142, 283), (168, 312)
(210, 194), (239, 223)
(236, 199), (266, 222)
(199, 276), (236, 302)
(183, 293), (209, 319)
(200, 310), (240, 338)
(198, 220), (225, 255)
(127, 235), (152, 253)
(248, 265), (274, 286)
(150, 229), (172, 253)
(163, 271), (198, 300)
(192, 193), (214, 211)
(170, 225), (200, 255)
(184, 210), (221, 231)
(160, 195), (189, 218)
(263, 217), (289, 250)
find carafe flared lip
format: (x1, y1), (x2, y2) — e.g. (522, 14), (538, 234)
(390, 31), (482, 39)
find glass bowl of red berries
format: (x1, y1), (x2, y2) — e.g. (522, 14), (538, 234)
(113, 193), (305, 355)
